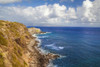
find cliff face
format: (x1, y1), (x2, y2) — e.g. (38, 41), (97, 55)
(0, 20), (38, 67)
(0, 20), (59, 67)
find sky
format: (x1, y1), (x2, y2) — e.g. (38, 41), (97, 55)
(0, 0), (100, 27)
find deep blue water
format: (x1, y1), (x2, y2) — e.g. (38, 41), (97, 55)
(28, 27), (100, 67)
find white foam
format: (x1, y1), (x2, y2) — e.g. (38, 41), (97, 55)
(47, 61), (58, 67)
(32, 34), (41, 46)
(46, 32), (51, 34)
(58, 47), (64, 49)
(32, 34), (50, 54)
(59, 55), (66, 59)
(32, 34), (37, 37)
(40, 32), (51, 34)
(32, 33), (62, 67)
(45, 44), (64, 50)
(38, 48), (49, 54)
(38, 36), (49, 38)
(45, 43), (55, 47)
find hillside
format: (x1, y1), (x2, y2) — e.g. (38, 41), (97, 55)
(0, 20), (59, 67)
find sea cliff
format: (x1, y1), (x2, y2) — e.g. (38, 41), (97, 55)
(0, 20), (59, 67)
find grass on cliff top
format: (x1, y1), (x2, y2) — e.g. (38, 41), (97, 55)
(0, 32), (8, 46)
(0, 53), (5, 67)
(0, 21), (5, 27)
(14, 45), (23, 58)
(8, 22), (20, 37)
(11, 54), (22, 67)
(11, 53), (27, 67)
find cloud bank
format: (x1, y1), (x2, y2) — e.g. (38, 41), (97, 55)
(0, 0), (100, 27)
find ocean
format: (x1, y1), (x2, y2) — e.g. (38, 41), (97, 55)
(28, 27), (100, 67)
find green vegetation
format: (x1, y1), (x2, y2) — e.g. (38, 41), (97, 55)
(0, 20), (5, 22)
(14, 46), (23, 58)
(36, 29), (40, 33)
(0, 22), (4, 27)
(8, 23), (20, 37)
(24, 61), (27, 66)
(0, 20), (30, 67)
(0, 53), (5, 67)
(11, 53), (27, 67)
(11, 54), (22, 67)
(0, 32), (8, 46)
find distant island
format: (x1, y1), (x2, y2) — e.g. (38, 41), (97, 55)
(0, 20), (59, 67)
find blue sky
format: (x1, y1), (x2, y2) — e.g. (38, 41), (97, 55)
(0, 0), (99, 27)
(0, 0), (94, 7)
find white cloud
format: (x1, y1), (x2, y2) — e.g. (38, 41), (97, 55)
(0, 0), (100, 27)
(0, 0), (21, 4)
(77, 0), (98, 23)
(71, 0), (74, 2)
(82, 0), (96, 22)
(0, 4), (77, 26)
(91, 0), (100, 23)
(60, 0), (74, 2)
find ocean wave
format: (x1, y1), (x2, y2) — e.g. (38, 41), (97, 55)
(45, 44), (64, 50)
(38, 36), (49, 38)
(40, 32), (52, 34)
(47, 55), (66, 67)
(46, 32), (51, 34)
(47, 61), (58, 67)
(32, 34), (41, 46)
(38, 48), (50, 54)
(32, 34), (60, 67)
(45, 43), (54, 47)
(59, 55), (66, 59)
(32, 34), (50, 54)
(32, 34), (37, 37)
(58, 47), (64, 49)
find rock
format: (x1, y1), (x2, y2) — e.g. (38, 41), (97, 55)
(46, 53), (60, 60)
(28, 27), (42, 34)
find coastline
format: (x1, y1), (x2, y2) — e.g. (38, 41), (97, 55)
(27, 29), (60, 67)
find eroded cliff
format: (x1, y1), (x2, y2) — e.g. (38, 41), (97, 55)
(0, 20), (34, 67)
(0, 20), (59, 67)
(0, 20), (47, 67)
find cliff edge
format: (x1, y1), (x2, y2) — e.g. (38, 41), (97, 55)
(0, 20), (59, 67)
(0, 20), (33, 67)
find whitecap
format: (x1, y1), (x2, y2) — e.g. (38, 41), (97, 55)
(45, 43), (55, 47)
(45, 44), (64, 50)
(59, 55), (66, 59)
(38, 48), (49, 54)
(40, 32), (52, 34)
(32, 34), (37, 37)
(46, 32), (51, 34)
(58, 47), (64, 49)
(31, 34), (50, 55)
(38, 36), (49, 38)
(47, 61), (58, 67)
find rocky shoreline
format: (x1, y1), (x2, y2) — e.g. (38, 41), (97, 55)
(28, 28), (60, 67)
